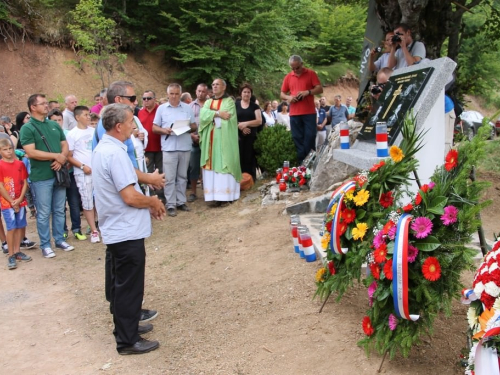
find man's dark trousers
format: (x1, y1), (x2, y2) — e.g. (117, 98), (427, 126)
(290, 113), (317, 163)
(107, 238), (146, 349)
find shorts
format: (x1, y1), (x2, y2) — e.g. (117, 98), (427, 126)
(2, 207), (27, 231)
(74, 173), (94, 210)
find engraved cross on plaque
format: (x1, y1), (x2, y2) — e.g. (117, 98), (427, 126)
(383, 84), (403, 119)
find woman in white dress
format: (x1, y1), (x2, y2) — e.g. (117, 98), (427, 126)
(276, 102), (290, 131)
(262, 101), (275, 127)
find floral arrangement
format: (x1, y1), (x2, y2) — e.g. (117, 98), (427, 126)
(357, 137), (490, 359)
(315, 115), (492, 360)
(315, 115), (424, 301)
(463, 239), (500, 374)
(277, 165), (311, 189)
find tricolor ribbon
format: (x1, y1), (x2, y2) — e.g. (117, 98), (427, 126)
(461, 288), (477, 304)
(326, 180), (356, 255)
(475, 326), (500, 375)
(392, 213), (419, 321)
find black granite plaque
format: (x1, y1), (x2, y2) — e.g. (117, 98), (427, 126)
(357, 67), (434, 144)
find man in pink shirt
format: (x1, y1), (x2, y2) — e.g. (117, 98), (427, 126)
(280, 55), (323, 163)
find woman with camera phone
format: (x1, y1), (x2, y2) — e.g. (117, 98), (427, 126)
(369, 31), (394, 73)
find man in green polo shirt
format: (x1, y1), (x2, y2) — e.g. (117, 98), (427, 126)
(20, 94), (75, 258)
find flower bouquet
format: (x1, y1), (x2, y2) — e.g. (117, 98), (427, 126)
(358, 139), (490, 359)
(462, 239), (500, 374)
(283, 165), (311, 190)
(315, 115), (424, 301)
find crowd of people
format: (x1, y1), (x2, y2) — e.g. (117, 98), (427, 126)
(0, 53), (362, 355)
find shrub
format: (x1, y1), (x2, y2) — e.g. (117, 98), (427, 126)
(254, 125), (297, 172)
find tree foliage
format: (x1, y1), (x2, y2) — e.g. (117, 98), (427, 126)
(68, 0), (126, 87)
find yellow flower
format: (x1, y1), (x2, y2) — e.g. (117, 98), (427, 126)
(316, 268), (326, 283)
(329, 203), (338, 215)
(353, 189), (369, 206)
(345, 191), (354, 201)
(321, 232), (331, 250)
(390, 145), (404, 163)
(352, 222), (368, 240)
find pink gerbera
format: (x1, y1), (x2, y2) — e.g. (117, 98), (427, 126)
(407, 244), (419, 263)
(373, 230), (385, 249)
(368, 281), (377, 306)
(388, 225), (397, 240)
(411, 217), (433, 239)
(388, 314), (398, 331)
(441, 205), (459, 226)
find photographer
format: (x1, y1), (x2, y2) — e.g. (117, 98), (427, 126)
(369, 32), (394, 73)
(387, 23), (426, 70)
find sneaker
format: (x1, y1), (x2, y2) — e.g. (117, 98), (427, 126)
(42, 247), (56, 258)
(14, 252), (32, 262)
(7, 255), (17, 269)
(90, 231), (101, 243)
(2, 241), (7, 254)
(140, 309), (158, 323)
(86, 226), (91, 236)
(55, 241), (75, 252)
(74, 231), (87, 241)
(20, 239), (37, 250)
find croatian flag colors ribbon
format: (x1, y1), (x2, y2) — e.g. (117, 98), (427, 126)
(461, 288), (477, 304)
(475, 327), (500, 375)
(392, 213), (420, 321)
(327, 180), (356, 255)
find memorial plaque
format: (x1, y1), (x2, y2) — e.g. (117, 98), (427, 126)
(357, 67), (434, 144)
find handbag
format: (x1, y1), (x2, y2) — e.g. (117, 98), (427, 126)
(31, 123), (71, 188)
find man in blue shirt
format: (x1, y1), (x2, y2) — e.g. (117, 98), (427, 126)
(327, 95), (349, 130)
(93, 103), (165, 355)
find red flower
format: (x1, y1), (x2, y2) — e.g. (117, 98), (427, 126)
(379, 191), (394, 208)
(291, 177), (297, 183)
(325, 220), (332, 233)
(369, 262), (380, 280)
(362, 316), (375, 336)
(403, 203), (413, 212)
(353, 174), (367, 187)
(374, 244), (388, 264)
(328, 261), (336, 275)
(284, 174), (289, 181)
(445, 149), (458, 171)
(421, 184), (429, 193)
(342, 208), (356, 224)
(299, 178), (306, 186)
(422, 257), (441, 281)
(338, 221), (347, 236)
(383, 259), (393, 280)
(382, 220), (395, 235)
(370, 160), (385, 172)
(415, 192), (422, 205)
(493, 241), (500, 252)
(482, 293), (497, 310)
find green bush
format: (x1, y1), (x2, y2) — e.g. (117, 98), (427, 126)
(254, 125), (297, 172)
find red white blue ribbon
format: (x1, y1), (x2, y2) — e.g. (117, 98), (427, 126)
(461, 288), (477, 304)
(392, 213), (419, 321)
(327, 180), (356, 255)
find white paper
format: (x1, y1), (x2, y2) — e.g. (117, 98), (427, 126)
(214, 117), (222, 128)
(172, 119), (191, 136)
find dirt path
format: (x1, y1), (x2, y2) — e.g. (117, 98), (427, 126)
(4, 180), (497, 375)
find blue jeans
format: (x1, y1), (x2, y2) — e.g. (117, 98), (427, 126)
(290, 113), (317, 163)
(31, 178), (67, 249)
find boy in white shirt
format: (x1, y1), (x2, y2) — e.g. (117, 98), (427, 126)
(66, 106), (100, 243)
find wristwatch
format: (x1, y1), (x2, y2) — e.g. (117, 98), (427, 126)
(308, 90), (312, 96)
(215, 111), (220, 117)
(80, 163), (85, 170)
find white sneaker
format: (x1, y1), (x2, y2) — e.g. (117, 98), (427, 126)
(90, 231), (101, 243)
(42, 247), (56, 258)
(55, 241), (75, 251)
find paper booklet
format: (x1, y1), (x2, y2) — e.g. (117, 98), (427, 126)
(172, 119), (191, 136)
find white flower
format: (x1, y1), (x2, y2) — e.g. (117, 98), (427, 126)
(493, 298), (500, 311)
(480, 266), (489, 275)
(485, 281), (500, 297)
(467, 306), (479, 329)
(293, 172), (298, 178)
(490, 263), (499, 273)
(474, 281), (485, 296)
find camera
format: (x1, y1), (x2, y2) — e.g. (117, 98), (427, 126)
(375, 46), (382, 53)
(391, 34), (402, 43)
(371, 85), (383, 95)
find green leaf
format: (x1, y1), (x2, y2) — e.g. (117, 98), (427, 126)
(414, 236), (441, 251)
(427, 196), (448, 215)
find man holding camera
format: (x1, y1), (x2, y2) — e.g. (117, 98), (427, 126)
(387, 23), (426, 70)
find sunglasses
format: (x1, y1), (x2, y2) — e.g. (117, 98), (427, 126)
(142, 97), (155, 101)
(118, 95), (137, 102)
